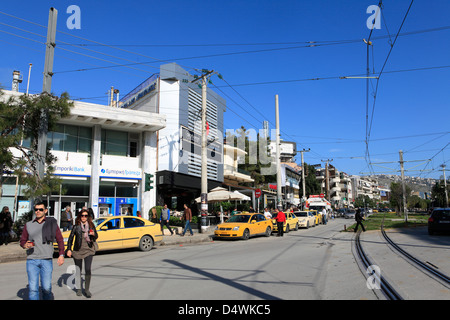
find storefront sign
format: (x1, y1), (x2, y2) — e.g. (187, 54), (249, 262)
(100, 167), (142, 180)
(54, 164), (91, 177)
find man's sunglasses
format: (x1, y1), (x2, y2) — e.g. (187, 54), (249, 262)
(34, 208), (45, 212)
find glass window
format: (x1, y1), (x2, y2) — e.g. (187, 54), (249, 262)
(102, 130), (128, 156)
(78, 126), (92, 153)
(48, 124), (91, 154)
(124, 218), (145, 228)
(64, 125), (78, 152)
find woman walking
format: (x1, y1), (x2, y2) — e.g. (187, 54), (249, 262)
(66, 209), (98, 297)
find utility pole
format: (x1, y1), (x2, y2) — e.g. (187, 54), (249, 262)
(191, 69), (215, 232)
(275, 95), (282, 209)
(321, 159), (333, 201)
(399, 150), (408, 222)
(37, 7), (57, 180)
(299, 148), (310, 209)
(441, 164), (449, 208)
(26, 63), (32, 95)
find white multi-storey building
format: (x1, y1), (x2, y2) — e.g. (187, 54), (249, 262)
(119, 63), (226, 210)
(1, 89), (165, 222)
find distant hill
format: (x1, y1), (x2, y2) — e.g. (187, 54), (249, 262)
(373, 174), (437, 194)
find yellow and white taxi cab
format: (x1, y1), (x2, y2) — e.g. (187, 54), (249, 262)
(293, 211), (316, 228)
(271, 211), (299, 233)
(214, 212), (272, 240)
(57, 216), (162, 253)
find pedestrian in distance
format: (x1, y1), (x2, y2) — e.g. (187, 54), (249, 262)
(181, 204), (194, 236)
(354, 208), (366, 233)
(60, 206), (73, 231)
(150, 207), (158, 224)
(263, 207), (272, 220)
(275, 209), (286, 237)
(66, 209), (98, 298)
(87, 207), (95, 219)
(322, 208), (327, 225)
(160, 204), (174, 236)
(0, 206), (13, 245)
(19, 201), (65, 300)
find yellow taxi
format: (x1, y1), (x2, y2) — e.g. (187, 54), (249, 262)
(309, 210), (322, 226)
(271, 211), (299, 233)
(293, 211), (316, 228)
(57, 216), (163, 253)
(214, 212), (272, 240)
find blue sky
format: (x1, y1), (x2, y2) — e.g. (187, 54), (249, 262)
(1, 0), (449, 180)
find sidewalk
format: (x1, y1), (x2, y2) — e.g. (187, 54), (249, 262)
(0, 228), (215, 264)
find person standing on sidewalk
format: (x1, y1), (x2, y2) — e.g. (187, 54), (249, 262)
(275, 209), (286, 237)
(60, 206), (73, 231)
(181, 204), (194, 236)
(66, 209), (98, 298)
(160, 204), (174, 236)
(20, 201), (65, 300)
(0, 206), (13, 245)
(354, 208), (366, 233)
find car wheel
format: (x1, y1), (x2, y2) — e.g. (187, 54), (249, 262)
(295, 223), (299, 231)
(265, 227), (271, 237)
(243, 229), (250, 240)
(139, 235), (154, 251)
(286, 224), (290, 233)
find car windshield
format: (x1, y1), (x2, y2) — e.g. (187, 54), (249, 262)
(93, 218), (107, 227)
(433, 210), (450, 218)
(294, 212), (308, 217)
(226, 215), (251, 223)
(346, 210), (356, 214)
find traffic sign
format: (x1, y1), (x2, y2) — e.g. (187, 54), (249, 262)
(255, 189), (261, 198)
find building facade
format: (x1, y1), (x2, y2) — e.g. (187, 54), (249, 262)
(119, 63), (227, 211)
(1, 89), (165, 222)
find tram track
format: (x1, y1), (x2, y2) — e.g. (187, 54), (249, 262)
(381, 217), (450, 288)
(354, 230), (403, 300)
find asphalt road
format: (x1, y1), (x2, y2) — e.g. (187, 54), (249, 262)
(0, 217), (448, 301)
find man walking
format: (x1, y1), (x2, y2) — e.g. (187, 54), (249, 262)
(20, 201), (65, 300)
(181, 204), (194, 236)
(160, 204), (174, 236)
(275, 209), (286, 237)
(354, 208), (366, 233)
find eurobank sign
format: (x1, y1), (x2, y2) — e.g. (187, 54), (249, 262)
(100, 167), (142, 180)
(54, 165), (141, 180)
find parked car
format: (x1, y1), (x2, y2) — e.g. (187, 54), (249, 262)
(214, 213), (272, 240)
(344, 210), (356, 219)
(293, 211), (316, 228)
(309, 210), (322, 225)
(271, 211), (299, 233)
(57, 216), (162, 253)
(428, 208), (450, 235)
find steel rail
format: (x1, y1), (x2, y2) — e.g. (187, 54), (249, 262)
(354, 230), (403, 300)
(381, 220), (450, 286)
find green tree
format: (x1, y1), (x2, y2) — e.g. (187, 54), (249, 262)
(299, 163), (321, 198)
(0, 90), (73, 199)
(389, 182), (412, 213)
(431, 180), (449, 207)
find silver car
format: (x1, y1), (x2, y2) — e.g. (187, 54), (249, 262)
(344, 210), (356, 219)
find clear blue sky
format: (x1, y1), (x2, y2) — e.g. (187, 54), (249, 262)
(1, 0), (449, 180)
